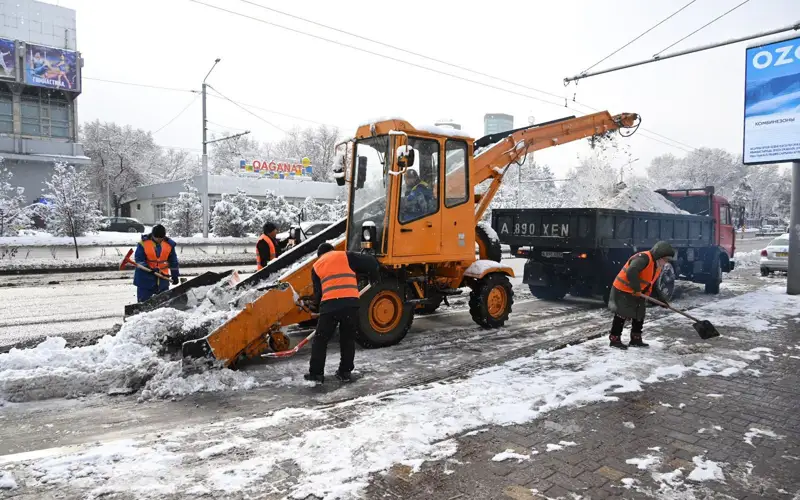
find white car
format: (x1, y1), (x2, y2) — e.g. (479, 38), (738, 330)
(760, 233), (789, 276)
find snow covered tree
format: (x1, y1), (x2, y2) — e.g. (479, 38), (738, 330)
(210, 189), (259, 237)
(0, 166), (32, 236)
(81, 120), (162, 216)
(646, 148), (746, 198)
(43, 162), (103, 258)
(557, 155), (620, 208)
(252, 190), (299, 232)
(162, 181), (202, 237)
(208, 133), (266, 175)
(154, 148), (201, 182)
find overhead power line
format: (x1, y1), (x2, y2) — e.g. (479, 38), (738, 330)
(83, 76), (197, 93)
(217, 1), (701, 154)
(580, 0), (699, 75)
(204, 93), (331, 127)
(206, 85), (290, 134)
(153, 94), (200, 135)
(654, 0), (751, 56)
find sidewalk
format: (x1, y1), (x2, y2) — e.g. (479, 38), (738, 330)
(366, 290), (800, 500)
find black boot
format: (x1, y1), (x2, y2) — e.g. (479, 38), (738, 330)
(335, 369), (352, 383)
(304, 373), (324, 384)
(609, 335), (628, 350)
(628, 335), (649, 348)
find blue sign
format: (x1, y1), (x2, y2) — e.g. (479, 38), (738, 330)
(0, 38), (15, 79)
(743, 36), (800, 165)
(25, 43), (79, 92)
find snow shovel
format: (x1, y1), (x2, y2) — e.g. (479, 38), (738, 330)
(641, 294), (720, 339)
(119, 248), (171, 281)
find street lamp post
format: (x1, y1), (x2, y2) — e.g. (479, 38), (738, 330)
(201, 58), (221, 239)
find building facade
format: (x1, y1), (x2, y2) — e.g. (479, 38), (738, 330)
(129, 175), (345, 225)
(0, 0), (87, 203)
(483, 113), (514, 136)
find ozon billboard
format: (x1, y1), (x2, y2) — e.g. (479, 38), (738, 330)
(743, 35), (800, 165)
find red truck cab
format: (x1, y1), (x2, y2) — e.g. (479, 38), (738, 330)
(655, 187), (736, 269)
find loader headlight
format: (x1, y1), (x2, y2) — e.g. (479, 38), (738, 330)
(363, 228), (371, 241)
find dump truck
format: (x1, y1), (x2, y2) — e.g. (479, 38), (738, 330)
(137, 111), (642, 367)
(492, 186), (736, 304)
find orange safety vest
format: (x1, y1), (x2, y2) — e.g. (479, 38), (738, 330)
(313, 251), (359, 302)
(613, 250), (661, 295)
(142, 239), (172, 276)
(256, 234), (276, 270)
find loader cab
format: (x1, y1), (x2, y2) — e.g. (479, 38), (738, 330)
(344, 119), (476, 266)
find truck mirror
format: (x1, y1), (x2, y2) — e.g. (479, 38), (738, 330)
(356, 156), (367, 189)
(397, 146), (415, 170)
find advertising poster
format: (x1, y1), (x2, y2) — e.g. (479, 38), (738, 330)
(0, 38), (15, 79)
(25, 44), (79, 92)
(239, 159), (313, 179)
(743, 36), (800, 164)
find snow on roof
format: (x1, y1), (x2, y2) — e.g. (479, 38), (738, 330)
(136, 175), (343, 202)
(415, 123), (473, 139)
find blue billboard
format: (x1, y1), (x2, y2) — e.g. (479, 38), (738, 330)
(24, 43), (79, 92)
(743, 36), (800, 165)
(0, 38), (15, 79)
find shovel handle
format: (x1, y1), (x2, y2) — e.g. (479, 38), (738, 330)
(123, 261), (171, 281)
(640, 294), (701, 323)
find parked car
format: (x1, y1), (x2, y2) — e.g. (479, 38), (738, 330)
(760, 233), (789, 276)
(276, 221), (334, 251)
(100, 217), (145, 233)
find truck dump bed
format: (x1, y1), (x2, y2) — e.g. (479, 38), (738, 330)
(492, 208), (714, 250)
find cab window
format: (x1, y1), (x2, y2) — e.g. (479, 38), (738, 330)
(444, 140), (468, 208)
(399, 137), (439, 224)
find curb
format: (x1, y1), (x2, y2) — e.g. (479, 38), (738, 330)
(0, 259), (255, 276)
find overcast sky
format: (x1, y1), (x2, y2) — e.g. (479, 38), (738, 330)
(55, 0), (799, 176)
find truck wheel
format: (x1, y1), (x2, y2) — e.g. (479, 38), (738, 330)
(705, 254), (722, 295)
(476, 223), (502, 262)
(529, 284), (567, 301)
(470, 273), (514, 328)
(355, 279), (414, 348)
(656, 263), (676, 302)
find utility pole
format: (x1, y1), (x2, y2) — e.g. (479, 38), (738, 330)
(788, 162), (800, 295)
(201, 58), (220, 238)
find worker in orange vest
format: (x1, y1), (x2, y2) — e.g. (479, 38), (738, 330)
(304, 242), (379, 383)
(608, 241), (675, 349)
(256, 222), (279, 270)
(133, 224), (180, 302)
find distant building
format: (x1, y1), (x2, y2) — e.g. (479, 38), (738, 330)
(128, 175), (344, 224)
(484, 113), (514, 136)
(434, 119), (461, 130)
(0, 0), (88, 203)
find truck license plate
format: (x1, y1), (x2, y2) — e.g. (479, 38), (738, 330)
(541, 251), (563, 258)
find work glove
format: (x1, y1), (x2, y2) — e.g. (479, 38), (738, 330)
(171, 275), (179, 285)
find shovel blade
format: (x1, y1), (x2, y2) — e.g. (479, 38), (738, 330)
(693, 320), (720, 339)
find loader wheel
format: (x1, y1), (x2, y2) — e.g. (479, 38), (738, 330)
(476, 223), (502, 262)
(470, 273), (514, 328)
(356, 280), (414, 348)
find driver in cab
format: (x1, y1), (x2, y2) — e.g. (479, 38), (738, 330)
(401, 168), (434, 222)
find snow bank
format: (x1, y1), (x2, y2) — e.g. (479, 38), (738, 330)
(0, 252), (252, 272)
(1, 230), (258, 247)
(0, 283), (258, 402)
(0, 471), (17, 490)
(597, 185), (688, 214)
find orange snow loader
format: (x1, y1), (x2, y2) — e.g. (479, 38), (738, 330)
(182, 111), (640, 367)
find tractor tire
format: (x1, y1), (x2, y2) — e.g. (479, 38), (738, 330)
(476, 223), (502, 263)
(470, 273), (514, 328)
(705, 253), (722, 295)
(355, 279), (414, 348)
(529, 283), (568, 301)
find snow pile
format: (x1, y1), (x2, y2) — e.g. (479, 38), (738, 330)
(626, 453), (662, 470)
(0, 284), (257, 402)
(687, 456), (725, 482)
(598, 185), (688, 214)
(0, 471), (17, 490)
(743, 427), (784, 447)
(491, 449), (530, 462)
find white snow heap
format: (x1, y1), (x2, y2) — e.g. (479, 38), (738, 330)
(597, 184), (688, 214)
(0, 471), (17, 490)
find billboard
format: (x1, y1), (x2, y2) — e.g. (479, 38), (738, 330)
(743, 36), (800, 165)
(0, 38), (15, 79)
(239, 157), (313, 179)
(24, 44), (79, 92)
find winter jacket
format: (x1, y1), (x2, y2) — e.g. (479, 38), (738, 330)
(608, 241), (675, 321)
(401, 181), (435, 221)
(256, 234), (279, 269)
(133, 234), (179, 289)
(312, 251), (379, 314)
